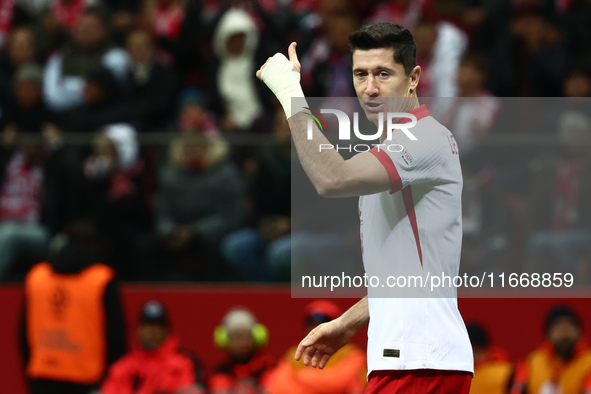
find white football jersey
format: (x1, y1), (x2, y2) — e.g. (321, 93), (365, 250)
(359, 105), (474, 375)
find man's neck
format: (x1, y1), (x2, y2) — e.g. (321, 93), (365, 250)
(377, 95), (421, 143)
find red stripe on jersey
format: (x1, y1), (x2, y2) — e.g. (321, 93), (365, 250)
(369, 147), (403, 194)
(402, 104), (430, 123)
(402, 186), (423, 268)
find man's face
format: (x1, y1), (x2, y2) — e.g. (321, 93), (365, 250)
(8, 29), (35, 65)
(226, 33), (247, 56)
(352, 48), (420, 123)
(138, 322), (168, 350)
(127, 31), (154, 63)
(548, 317), (581, 359)
(15, 80), (41, 108)
(74, 14), (106, 50)
(227, 328), (256, 361)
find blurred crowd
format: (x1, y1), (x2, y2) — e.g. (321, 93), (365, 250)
(0, 0), (590, 282)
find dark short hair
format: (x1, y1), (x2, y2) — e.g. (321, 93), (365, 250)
(349, 22), (417, 76)
(466, 323), (489, 348)
(545, 305), (581, 333)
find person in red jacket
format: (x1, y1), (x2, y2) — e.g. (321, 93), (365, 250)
(99, 300), (205, 394)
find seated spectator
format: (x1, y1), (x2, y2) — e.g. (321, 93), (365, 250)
(413, 19), (467, 98)
(208, 307), (275, 393)
(99, 300), (205, 394)
(300, 12), (359, 98)
(0, 134), (48, 277)
(526, 111), (591, 275)
(50, 0), (90, 32)
(450, 53), (500, 154)
(59, 66), (134, 132)
(488, 5), (567, 97)
(466, 323), (513, 394)
(222, 108), (291, 281)
(511, 305), (591, 394)
(364, 0), (424, 31)
(43, 7), (130, 112)
(460, 154), (509, 276)
(0, 27), (37, 81)
(0, 63), (56, 133)
(210, 9), (272, 132)
(176, 88), (218, 135)
(0, 123), (82, 278)
(126, 29), (177, 132)
(563, 67), (591, 98)
(138, 133), (244, 280)
(83, 125), (148, 279)
(20, 220), (126, 394)
(264, 300), (366, 394)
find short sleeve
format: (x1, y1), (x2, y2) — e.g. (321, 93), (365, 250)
(369, 136), (445, 194)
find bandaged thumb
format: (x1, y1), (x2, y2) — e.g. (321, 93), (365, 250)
(261, 53), (307, 119)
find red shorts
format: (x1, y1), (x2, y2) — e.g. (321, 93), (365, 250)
(366, 369), (472, 393)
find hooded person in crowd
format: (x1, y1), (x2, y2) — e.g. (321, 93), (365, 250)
(209, 9), (273, 132)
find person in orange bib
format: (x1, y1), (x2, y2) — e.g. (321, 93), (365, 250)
(20, 220), (126, 394)
(510, 305), (591, 394)
(264, 300), (367, 394)
(467, 323), (513, 394)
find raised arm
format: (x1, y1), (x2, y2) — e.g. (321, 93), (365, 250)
(257, 43), (391, 198)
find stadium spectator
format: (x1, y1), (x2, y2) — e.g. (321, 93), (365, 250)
(103, 0), (142, 44)
(460, 154), (509, 276)
(0, 134), (49, 277)
(210, 9), (272, 132)
(99, 300), (205, 394)
(436, 52), (500, 155)
(413, 19), (467, 97)
(488, 5), (567, 97)
(525, 111), (591, 275)
(20, 220), (126, 394)
(0, 26), (37, 81)
(0, 124), (82, 279)
(140, 0), (185, 50)
(300, 12), (359, 98)
(82, 125), (148, 279)
(126, 29), (177, 132)
(264, 300), (366, 394)
(364, 0), (424, 31)
(222, 107), (291, 282)
(510, 305), (591, 394)
(59, 66), (134, 132)
(208, 307), (275, 393)
(466, 323), (513, 394)
(563, 67), (591, 98)
(43, 7), (130, 112)
(176, 88), (218, 135)
(0, 63), (56, 133)
(139, 133), (244, 280)
(50, 0), (89, 32)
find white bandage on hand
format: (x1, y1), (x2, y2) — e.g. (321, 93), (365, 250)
(260, 53), (308, 119)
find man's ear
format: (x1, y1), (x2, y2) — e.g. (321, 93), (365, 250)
(409, 65), (421, 93)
